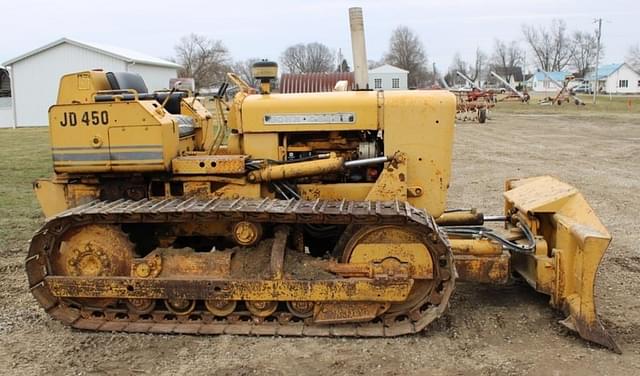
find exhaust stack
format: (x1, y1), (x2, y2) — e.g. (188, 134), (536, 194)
(348, 7), (369, 90)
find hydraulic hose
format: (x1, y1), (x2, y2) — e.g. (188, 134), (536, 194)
(442, 219), (536, 254)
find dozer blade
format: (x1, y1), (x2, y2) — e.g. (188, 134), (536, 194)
(504, 176), (620, 352)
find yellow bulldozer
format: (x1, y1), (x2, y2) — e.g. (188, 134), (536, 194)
(27, 8), (618, 352)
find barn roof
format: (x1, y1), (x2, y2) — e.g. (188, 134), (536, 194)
(3, 38), (181, 69)
(528, 71), (571, 82)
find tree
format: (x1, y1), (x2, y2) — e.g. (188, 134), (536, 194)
(335, 49), (350, 72)
(626, 44), (640, 71)
(570, 31), (603, 77)
(280, 43), (335, 73)
(450, 52), (468, 75)
(173, 33), (230, 89)
(492, 39), (523, 72)
(367, 59), (385, 69)
(337, 59), (350, 73)
(448, 50), (486, 86)
(232, 58), (260, 87)
(443, 71), (454, 87)
(522, 19), (572, 71)
(470, 47), (488, 82)
(449, 52), (469, 86)
(383, 26), (429, 87)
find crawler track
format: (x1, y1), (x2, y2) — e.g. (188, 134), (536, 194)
(26, 198), (455, 336)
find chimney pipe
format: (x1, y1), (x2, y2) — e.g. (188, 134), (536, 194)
(349, 7), (369, 90)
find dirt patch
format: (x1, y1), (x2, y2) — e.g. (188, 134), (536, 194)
(609, 256), (640, 273)
(1, 113), (639, 375)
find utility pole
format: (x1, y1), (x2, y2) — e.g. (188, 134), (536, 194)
(433, 62), (437, 86)
(593, 18), (602, 104)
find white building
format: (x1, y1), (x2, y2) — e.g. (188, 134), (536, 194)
(584, 63), (640, 94)
(368, 64), (408, 91)
(2, 38), (181, 127)
(526, 71), (571, 92)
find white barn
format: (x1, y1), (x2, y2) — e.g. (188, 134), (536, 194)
(2, 38), (181, 127)
(368, 64), (409, 91)
(584, 63), (640, 94)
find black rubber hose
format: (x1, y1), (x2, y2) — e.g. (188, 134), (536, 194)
(442, 221), (536, 254)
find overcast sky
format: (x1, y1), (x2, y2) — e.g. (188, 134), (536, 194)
(2, 0), (637, 71)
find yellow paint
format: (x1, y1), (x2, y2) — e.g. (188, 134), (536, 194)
(382, 91), (456, 216)
(47, 277), (413, 302)
(504, 176), (615, 348)
(349, 243), (433, 279)
(298, 183), (373, 200)
(56, 71), (111, 105)
(34, 179), (68, 218)
(239, 91), (379, 132)
(365, 153), (408, 202)
(232, 89), (456, 217)
(449, 238), (503, 256)
(172, 155), (247, 175)
(247, 154), (344, 183)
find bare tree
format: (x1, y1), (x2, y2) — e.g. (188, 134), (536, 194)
(443, 71), (455, 87)
(522, 19), (572, 71)
(449, 52), (469, 86)
(232, 58), (260, 87)
(280, 43), (335, 73)
(450, 52), (469, 76)
(570, 31), (603, 77)
(470, 48), (488, 82)
(173, 33), (230, 89)
(384, 26), (429, 87)
(626, 44), (640, 71)
(367, 59), (385, 69)
(492, 39), (523, 71)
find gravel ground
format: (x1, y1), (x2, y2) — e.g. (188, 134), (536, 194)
(0, 112), (638, 375)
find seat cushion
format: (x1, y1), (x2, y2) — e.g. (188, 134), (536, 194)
(154, 92), (187, 114)
(106, 72), (149, 94)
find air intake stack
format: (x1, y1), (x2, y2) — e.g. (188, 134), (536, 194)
(348, 7), (369, 90)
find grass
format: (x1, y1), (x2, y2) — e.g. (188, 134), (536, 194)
(494, 93), (640, 115)
(0, 127), (51, 250)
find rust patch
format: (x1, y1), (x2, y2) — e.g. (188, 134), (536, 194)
(453, 252), (510, 284)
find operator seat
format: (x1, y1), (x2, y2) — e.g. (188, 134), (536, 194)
(106, 71), (149, 94)
(96, 72), (187, 115)
(95, 72), (195, 137)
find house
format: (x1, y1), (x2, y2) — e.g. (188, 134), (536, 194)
(2, 38), (181, 127)
(584, 63), (640, 94)
(490, 66), (524, 85)
(526, 71), (571, 92)
(368, 64), (408, 90)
